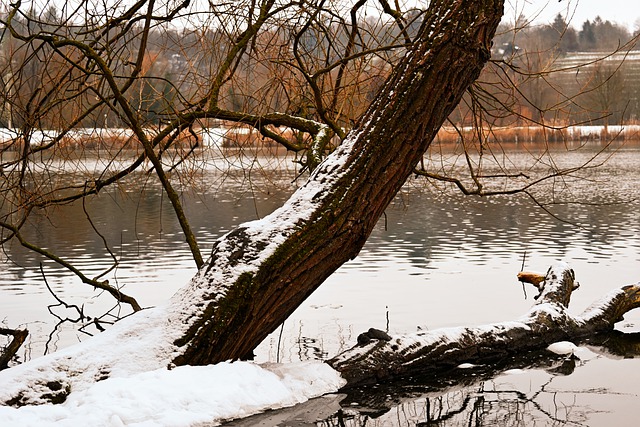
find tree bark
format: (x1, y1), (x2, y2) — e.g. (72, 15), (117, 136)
(169, 0), (505, 366)
(327, 263), (640, 386)
(0, 329), (28, 371)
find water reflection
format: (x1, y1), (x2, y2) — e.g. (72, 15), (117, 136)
(377, 189), (638, 271)
(1, 164), (296, 355)
(226, 331), (640, 427)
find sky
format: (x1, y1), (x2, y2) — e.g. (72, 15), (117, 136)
(504, 0), (640, 31)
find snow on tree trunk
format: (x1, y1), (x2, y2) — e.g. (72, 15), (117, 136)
(327, 263), (640, 386)
(168, 0), (505, 366)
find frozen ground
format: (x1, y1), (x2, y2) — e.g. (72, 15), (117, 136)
(0, 359), (344, 426)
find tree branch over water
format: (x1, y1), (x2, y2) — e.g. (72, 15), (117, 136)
(0, 220), (141, 312)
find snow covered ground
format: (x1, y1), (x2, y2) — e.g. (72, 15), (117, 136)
(0, 360), (344, 426)
(0, 305), (345, 426)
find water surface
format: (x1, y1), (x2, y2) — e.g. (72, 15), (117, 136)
(1, 143), (639, 425)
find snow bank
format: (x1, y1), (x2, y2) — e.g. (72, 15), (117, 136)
(0, 307), (178, 406)
(0, 305), (345, 426)
(0, 361), (345, 427)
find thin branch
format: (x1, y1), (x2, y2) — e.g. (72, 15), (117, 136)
(0, 221), (141, 311)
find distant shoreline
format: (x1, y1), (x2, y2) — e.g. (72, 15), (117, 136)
(1, 124), (639, 151)
(436, 124), (640, 145)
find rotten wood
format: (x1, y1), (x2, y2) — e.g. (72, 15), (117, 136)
(517, 271), (546, 288)
(328, 263), (640, 386)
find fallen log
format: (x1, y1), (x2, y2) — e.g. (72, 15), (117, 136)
(328, 262), (640, 386)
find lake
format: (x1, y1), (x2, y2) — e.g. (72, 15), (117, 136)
(1, 141), (639, 426)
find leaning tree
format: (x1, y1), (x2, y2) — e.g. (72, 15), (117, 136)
(1, 0), (639, 406)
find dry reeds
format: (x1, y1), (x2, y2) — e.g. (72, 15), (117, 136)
(435, 124), (640, 145)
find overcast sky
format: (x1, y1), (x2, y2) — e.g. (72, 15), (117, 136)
(504, 0), (640, 31)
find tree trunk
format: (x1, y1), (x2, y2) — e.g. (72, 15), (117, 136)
(169, 0), (505, 366)
(0, 0), (507, 405)
(327, 263), (640, 386)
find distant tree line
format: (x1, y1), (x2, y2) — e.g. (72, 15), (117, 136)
(1, 6), (638, 135)
(499, 14), (634, 54)
(0, 4), (417, 133)
(474, 14), (640, 129)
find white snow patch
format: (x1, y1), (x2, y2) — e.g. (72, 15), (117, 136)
(546, 342), (596, 360)
(580, 287), (630, 322)
(0, 307), (178, 405)
(0, 361), (345, 427)
(523, 302), (565, 321)
(547, 341), (578, 355)
(457, 363), (476, 369)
